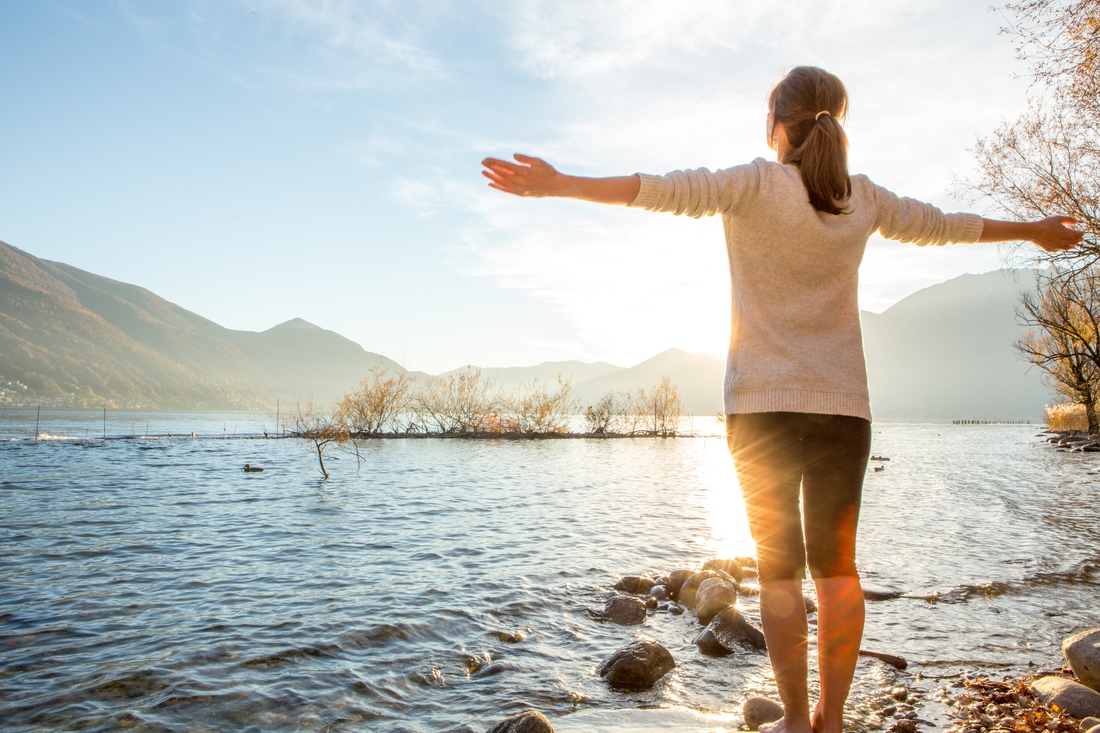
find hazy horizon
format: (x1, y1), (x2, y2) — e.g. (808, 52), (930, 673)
(0, 1), (1047, 374)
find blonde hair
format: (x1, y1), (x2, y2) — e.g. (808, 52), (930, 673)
(767, 66), (851, 215)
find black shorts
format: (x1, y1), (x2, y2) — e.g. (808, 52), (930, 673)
(726, 412), (871, 582)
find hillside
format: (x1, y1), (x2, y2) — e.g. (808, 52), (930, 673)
(0, 241), (401, 408)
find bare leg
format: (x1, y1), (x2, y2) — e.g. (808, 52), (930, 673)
(757, 580), (813, 733)
(811, 576), (865, 733)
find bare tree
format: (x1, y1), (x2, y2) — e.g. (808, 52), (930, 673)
(292, 398), (350, 479)
(335, 367), (413, 437)
(1016, 269), (1100, 432)
(960, 1), (1099, 267)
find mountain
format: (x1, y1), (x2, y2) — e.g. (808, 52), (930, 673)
(0, 241), (401, 408)
(860, 269), (1051, 420)
(0, 238), (1056, 418)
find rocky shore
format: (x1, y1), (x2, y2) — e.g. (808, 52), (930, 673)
(1042, 430), (1100, 452)
(484, 561), (1100, 733)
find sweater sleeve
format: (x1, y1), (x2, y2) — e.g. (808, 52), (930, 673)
(871, 182), (984, 246)
(628, 162), (761, 218)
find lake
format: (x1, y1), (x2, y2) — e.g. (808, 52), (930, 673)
(1, 410), (1097, 732)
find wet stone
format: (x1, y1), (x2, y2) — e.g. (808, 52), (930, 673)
(597, 639), (675, 689)
(1030, 676), (1100, 719)
(679, 571), (721, 609)
(648, 585), (668, 601)
(486, 710), (555, 733)
(590, 596), (646, 625)
(696, 606), (766, 655)
(695, 581), (737, 626)
(666, 569), (693, 599)
(614, 575), (655, 594)
(703, 558), (744, 584)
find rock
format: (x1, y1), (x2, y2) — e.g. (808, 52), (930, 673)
(591, 596), (646, 625)
(696, 581), (738, 626)
(1085, 725), (1100, 733)
(1063, 628), (1100, 693)
(696, 606), (767, 655)
(742, 696), (783, 730)
(859, 649), (907, 670)
(703, 558), (745, 584)
(614, 575), (656, 594)
(668, 604), (685, 616)
(486, 710), (554, 733)
(648, 585), (669, 601)
(1031, 676), (1100, 719)
(1082, 717), (1100, 732)
(597, 639), (675, 689)
(679, 571), (720, 609)
(862, 584), (903, 601)
(735, 555), (757, 568)
(741, 565), (759, 578)
(803, 596), (816, 614)
(666, 569), (693, 599)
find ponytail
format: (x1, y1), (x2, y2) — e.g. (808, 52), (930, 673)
(768, 67), (851, 215)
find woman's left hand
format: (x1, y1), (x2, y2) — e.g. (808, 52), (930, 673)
(481, 154), (564, 197)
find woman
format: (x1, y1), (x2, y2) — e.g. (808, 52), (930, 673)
(481, 66), (1081, 733)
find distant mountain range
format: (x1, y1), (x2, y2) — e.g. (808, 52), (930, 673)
(0, 239), (1054, 418)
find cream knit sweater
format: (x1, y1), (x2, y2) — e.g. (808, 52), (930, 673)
(629, 158), (984, 421)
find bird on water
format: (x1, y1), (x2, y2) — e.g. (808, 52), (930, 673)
(243, 464), (264, 472)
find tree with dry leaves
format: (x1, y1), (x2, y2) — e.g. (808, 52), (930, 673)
(1016, 269), (1100, 432)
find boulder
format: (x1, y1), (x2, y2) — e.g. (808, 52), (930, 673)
(735, 555), (757, 568)
(1063, 628), (1100, 693)
(666, 569), (693, 599)
(1030, 676), (1100, 719)
(597, 639), (675, 689)
(648, 585), (669, 602)
(1085, 725), (1100, 733)
(696, 606), (767, 655)
(679, 571), (720, 609)
(590, 596), (646, 625)
(1081, 717), (1100, 732)
(614, 576), (655, 594)
(742, 696), (783, 731)
(486, 711), (554, 733)
(696, 581), (738, 626)
(703, 558), (744, 584)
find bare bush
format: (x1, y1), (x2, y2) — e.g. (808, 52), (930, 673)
(584, 390), (629, 435)
(513, 377), (575, 435)
(629, 376), (685, 437)
(335, 367), (413, 437)
(412, 367), (500, 434)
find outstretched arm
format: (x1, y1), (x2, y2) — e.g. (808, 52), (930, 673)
(979, 217), (1083, 253)
(481, 154), (640, 205)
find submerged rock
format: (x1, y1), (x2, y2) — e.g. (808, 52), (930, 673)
(614, 576), (655, 594)
(590, 596), (646, 625)
(703, 558), (744, 584)
(648, 585), (668, 601)
(1063, 628), (1100, 693)
(486, 710), (554, 733)
(1030, 676), (1100, 719)
(695, 581), (737, 625)
(862, 584), (903, 601)
(858, 649), (907, 670)
(597, 639), (675, 689)
(666, 569), (693, 599)
(695, 606), (766, 655)
(742, 696), (783, 730)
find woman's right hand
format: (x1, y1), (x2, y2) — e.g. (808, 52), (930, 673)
(481, 154), (565, 197)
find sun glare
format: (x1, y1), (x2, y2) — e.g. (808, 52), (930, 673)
(697, 436), (754, 559)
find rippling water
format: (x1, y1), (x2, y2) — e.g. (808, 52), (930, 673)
(1, 411), (1098, 732)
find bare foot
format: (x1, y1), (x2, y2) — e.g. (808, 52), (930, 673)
(759, 716), (814, 733)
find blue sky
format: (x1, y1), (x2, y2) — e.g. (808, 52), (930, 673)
(1, 1), (1039, 373)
